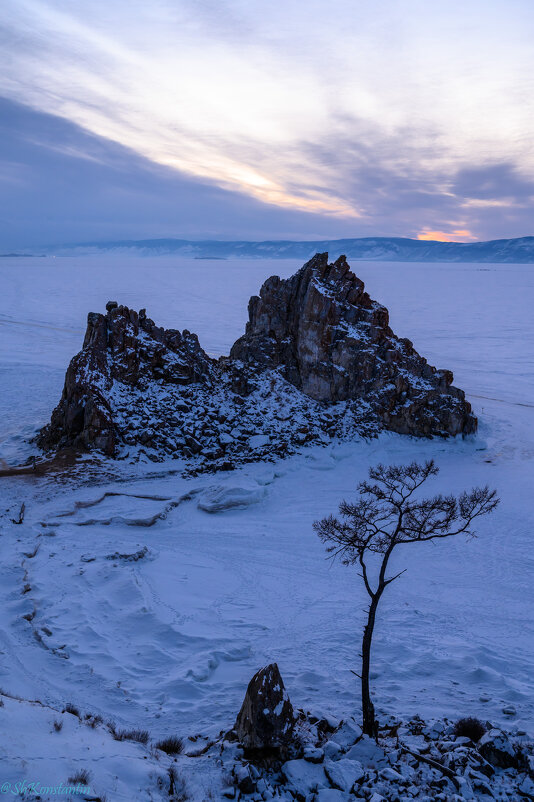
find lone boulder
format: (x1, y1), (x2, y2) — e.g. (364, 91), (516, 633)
(235, 663), (295, 752)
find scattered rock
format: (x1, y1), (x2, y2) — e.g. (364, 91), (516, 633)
(105, 546), (149, 562)
(332, 718), (362, 750)
(303, 745), (325, 763)
(323, 740), (343, 760)
(249, 434), (271, 449)
(315, 790), (351, 802)
(282, 759), (328, 794)
(368, 793), (386, 802)
(518, 775), (534, 798)
(344, 736), (387, 767)
(233, 763), (255, 795)
(379, 766), (404, 782)
(220, 710), (533, 802)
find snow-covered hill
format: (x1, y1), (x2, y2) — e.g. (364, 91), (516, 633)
(50, 235), (534, 262)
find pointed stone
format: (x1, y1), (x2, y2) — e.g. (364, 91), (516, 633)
(235, 663), (295, 752)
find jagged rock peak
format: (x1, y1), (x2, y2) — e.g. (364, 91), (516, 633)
(231, 253), (476, 436)
(37, 302), (214, 456)
(83, 302), (213, 387)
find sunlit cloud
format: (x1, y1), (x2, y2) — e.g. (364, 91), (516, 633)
(461, 199), (513, 208)
(417, 229), (477, 242)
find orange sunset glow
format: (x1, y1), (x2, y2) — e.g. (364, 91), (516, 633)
(417, 229), (477, 242)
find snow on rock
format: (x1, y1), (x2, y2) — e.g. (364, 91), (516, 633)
(36, 254), (475, 473)
(217, 710), (534, 801)
(2, 253), (533, 802)
(331, 717), (362, 750)
(323, 740), (343, 760)
(281, 758), (328, 794)
(344, 736), (387, 767)
(248, 433), (271, 449)
(323, 757), (365, 791)
(477, 728), (518, 768)
(234, 663), (296, 753)
(315, 790), (352, 802)
(218, 665), (534, 800)
(304, 745), (325, 763)
(197, 482), (266, 513)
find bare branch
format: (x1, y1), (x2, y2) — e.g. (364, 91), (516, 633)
(384, 568), (408, 586)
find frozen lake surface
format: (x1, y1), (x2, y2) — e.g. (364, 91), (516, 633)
(0, 254), (533, 798)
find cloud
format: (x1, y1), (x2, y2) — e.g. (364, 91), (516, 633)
(1, 0), (534, 245)
(2, 0), (534, 226)
(453, 164), (534, 203)
(1, 97), (533, 249)
(0, 97), (370, 249)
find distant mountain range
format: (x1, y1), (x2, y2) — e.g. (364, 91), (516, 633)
(51, 235), (534, 262)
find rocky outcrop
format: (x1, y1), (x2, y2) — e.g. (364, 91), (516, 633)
(37, 301), (214, 456)
(37, 254), (476, 468)
(231, 253), (475, 437)
(234, 663), (295, 753)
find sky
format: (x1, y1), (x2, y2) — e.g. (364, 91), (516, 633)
(1, 0), (533, 249)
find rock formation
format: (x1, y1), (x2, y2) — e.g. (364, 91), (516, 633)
(37, 254), (476, 469)
(234, 663), (295, 753)
(38, 301), (214, 456)
(231, 253), (475, 437)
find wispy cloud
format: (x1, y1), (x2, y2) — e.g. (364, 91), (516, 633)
(0, 97), (368, 248)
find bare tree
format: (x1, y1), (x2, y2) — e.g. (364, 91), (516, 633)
(313, 460), (499, 737)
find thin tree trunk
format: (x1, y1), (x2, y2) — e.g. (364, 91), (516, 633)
(361, 594), (379, 737)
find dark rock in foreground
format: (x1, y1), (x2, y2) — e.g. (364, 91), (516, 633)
(235, 663), (295, 754)
(37, 254), (476, 469)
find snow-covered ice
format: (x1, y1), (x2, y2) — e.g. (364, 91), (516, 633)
(0, 255), (533, 798)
